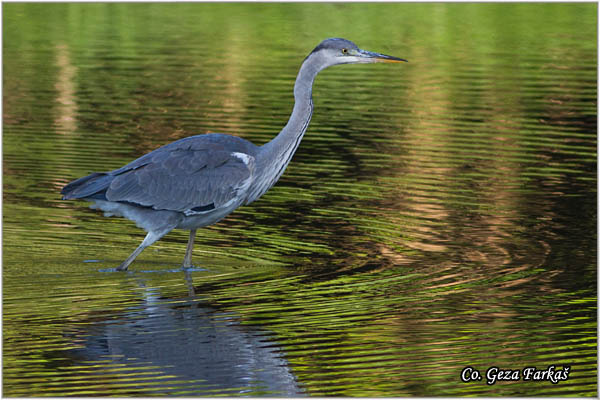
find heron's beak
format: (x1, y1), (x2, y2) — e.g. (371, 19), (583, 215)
(357, 49), (407, 63)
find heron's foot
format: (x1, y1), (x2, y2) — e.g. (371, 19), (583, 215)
(181, 262), (207, 272)
(182, 262), (195, 270)
(116, 263), (129, 272)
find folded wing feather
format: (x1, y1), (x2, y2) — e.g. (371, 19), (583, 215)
(106, 147), (255, 213)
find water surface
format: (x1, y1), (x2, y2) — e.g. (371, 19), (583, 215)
(3, 3), (597, 397)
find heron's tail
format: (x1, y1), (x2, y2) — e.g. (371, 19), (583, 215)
(61, 172), (113, 200)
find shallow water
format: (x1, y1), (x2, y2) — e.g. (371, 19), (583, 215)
(3, 3), (597, 397)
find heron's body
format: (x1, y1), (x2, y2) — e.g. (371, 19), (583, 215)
(62, 38), (406, 270)
(65, 133), (260, 232)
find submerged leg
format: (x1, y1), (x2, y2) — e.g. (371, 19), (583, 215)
(184, 269), (196, 296)
(182, 229), (197, 269)
(116, 230), (169, 271)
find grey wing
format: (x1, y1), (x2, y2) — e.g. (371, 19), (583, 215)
(105, 147), (255, 215)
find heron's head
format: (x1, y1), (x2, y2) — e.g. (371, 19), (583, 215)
(307, 38), (407, 69)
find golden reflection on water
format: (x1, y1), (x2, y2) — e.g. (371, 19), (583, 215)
(54, 43), (78, 134)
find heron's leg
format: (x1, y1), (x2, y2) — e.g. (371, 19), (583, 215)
(116, 230), (167, 271)
(184, 269), (196, 296)
(182, 229), (197, 269)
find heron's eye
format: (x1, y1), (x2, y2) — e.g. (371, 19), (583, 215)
(341, 48), (348, 54)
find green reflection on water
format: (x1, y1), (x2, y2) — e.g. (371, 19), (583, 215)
(3, 2), (597, 397)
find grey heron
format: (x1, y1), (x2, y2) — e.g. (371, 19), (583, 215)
(61, 38), (406, 271)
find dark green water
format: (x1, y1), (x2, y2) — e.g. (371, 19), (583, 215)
(3, 3), (597, 397)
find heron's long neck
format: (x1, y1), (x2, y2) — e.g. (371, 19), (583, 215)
(249, 58), (321, 201)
